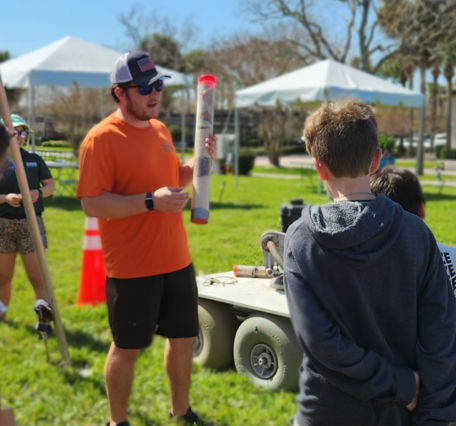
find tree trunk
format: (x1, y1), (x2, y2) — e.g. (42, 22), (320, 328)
(258, 105), (289, 168)
(408, 76), (414, 157)
(444, 62), (454, 159)
(416, 61), (427, 175)
(431, 65), (440, 151)
(446, 76), (453, 159)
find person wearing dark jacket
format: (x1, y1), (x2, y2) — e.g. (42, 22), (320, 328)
(284, 99), (456, 426)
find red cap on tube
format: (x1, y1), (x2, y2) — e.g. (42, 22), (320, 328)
(233, 265), (239, 277)
(198, 74), (216, 87)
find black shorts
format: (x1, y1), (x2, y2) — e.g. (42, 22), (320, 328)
(106, 263), (199, 349)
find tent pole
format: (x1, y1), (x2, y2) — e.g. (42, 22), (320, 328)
(27, 81), (33, 149)
(181, 88), (186, 164)
(0, 74), (70, 366)
(100, 88), (105, 120)
(234, 104), (239, 187)
(416, 103), (425, 176)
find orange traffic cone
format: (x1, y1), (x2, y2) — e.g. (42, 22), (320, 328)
(77, 217), (106, 306)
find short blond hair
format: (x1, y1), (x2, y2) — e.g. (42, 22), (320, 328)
(304, 99), (378, 178)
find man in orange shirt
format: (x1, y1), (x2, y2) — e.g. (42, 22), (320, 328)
(77, 51), (216, 426)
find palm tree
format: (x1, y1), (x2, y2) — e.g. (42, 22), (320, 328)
(443, 50), (456, 159)
(405, 59), (417, 156)
(431, 61), (441, 151)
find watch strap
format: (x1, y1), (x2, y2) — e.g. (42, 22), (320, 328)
(145, 192), (154, 211)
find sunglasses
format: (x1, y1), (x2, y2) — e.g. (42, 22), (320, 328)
(1, 158), (16, 177)
(126, 79), (164, 95)
(14, 129), (28, 139)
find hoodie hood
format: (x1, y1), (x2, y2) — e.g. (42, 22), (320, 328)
(303, 194), (404, 268)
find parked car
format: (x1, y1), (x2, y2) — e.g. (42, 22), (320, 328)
(395, 134), (431, 149)
(434, 133), (447, 147)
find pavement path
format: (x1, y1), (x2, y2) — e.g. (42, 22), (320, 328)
(253, 155), (456, 187)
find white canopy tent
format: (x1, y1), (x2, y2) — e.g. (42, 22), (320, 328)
(0, 36), (190, 157)
(234, 59), (425, 183)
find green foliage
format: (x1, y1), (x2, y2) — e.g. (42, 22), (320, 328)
(36, 146), (73, 153)
(435, 145), (456, 159)
(396, 144), (408, 158)
(167, 124), (192, 143)
(0, 50), (11, 63)
(139, 33), (185, 72)
(378, 133), (396, 151)
(239, 148), (256, 175)
(41, 140), (72, 148)
(184, 50), (208, 74)
(281, 145), (307, 155)
(246, 138), (262, 147)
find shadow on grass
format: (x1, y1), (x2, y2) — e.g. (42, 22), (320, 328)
(423, 192), (456, 201)
(208, 202), (267, 210)
(62, 368), (107, 397)
(131, 410), (230, 426)
(65, 328), (111, 353)
(46, 196), (266, 212)
(130, 413), (162, 426)
(3, 319), (36, 334)
(182, 198), (266, 211)
(44, 196), (82, 211)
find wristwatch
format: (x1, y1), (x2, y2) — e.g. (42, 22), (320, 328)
(145, 192), (154, 211)
(37, 188), (43, 199)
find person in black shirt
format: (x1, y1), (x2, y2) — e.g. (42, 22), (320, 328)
(0, 115), (55, 322)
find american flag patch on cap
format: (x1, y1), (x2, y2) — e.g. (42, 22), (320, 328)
(138, 57), (154, 72)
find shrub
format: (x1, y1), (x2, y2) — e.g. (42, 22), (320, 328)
(378, 133), (395, 152)
(280, 145), (307, 155)
(246, 138), (262, 147)
(168, 124), (192, 144)
(436, 145), (456, 159)
(239, 148), (256, 175)
(41, 140), (72, 148)
(168, 124), (182, 141)
(396, 144), (407, 158)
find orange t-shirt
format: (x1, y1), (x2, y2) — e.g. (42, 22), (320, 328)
(77, 113), (191, 279)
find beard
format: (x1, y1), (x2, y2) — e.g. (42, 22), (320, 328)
(125, 92), (158, 121)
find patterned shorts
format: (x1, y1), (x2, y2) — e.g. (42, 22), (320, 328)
(0, 216), (48, 254)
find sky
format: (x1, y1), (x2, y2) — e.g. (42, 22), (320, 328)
(0, 0), (258, 58)
(0, 0), (438, 89)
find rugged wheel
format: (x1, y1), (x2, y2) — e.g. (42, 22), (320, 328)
(233, 313), (303, 392)
(193, 298), (239, 370)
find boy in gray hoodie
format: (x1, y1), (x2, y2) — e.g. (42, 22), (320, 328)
(284, 99), (456, 426)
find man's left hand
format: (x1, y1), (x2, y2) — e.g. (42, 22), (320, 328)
(205, 134), (217, 162)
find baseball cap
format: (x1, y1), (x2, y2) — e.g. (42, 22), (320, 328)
(110, 50), (170, 86)
(0, 114), (33, 134)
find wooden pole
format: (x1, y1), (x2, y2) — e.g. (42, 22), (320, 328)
(0, 75), (70, 367)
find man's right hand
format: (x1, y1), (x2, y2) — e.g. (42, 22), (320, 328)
(153, 187), (189, 212)
(406, 371), (420, 412)
(5, 193), (22, 208)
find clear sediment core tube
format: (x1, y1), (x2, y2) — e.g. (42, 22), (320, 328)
(191, 75), (216, 224)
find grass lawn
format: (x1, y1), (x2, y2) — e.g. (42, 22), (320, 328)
(253, 165), (456, 181)
(395, 160), (437, 168)
(1, 175), (456, 426)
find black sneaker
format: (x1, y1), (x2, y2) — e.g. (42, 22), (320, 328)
(170, 407), (205, 425)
